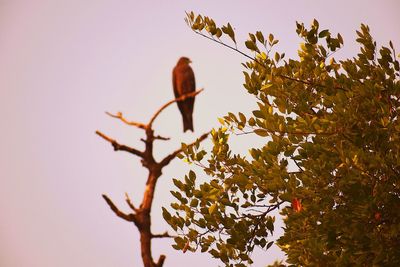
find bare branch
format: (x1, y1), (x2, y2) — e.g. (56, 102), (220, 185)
(151, 231), (174, 238)
(106, 111), (147, 130)
(154, 135), (171, 141)
(125, 193), (138, 212)
(102, 194), (136, 222)
(148, 89), (204, 128)
(156, 255), (166, 267)
(96, 130), (144, 158)
(141, 135), (171, 143)
(99, 84), (207, 267)
(159, 131), (210, 167)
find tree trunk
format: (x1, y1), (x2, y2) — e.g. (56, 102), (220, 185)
(140, 228), (154, 267)
(139, 169), (160, 267)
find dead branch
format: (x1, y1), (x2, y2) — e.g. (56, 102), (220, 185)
(125, 193), (138, 212)
(98, 88), (209, 267)
(159, 131), (209, 168)
(102, 194), (137, 223)
(151, 231), (174, 238)
(148, 89), (204, 128)
(156, 255), (166, 267)
(95, 130), (144, 158)
(106, 111), (147, 130)
(154, 135), (170, 141)
(141, 135), (171, 145)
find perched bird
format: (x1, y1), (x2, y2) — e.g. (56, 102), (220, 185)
(172, 57), (196, 132)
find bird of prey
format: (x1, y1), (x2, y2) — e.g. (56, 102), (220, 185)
(172, 57), (196, 132)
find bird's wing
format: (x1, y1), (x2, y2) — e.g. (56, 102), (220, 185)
(172, 62), (196, 132)
(172, 66), (181, 99)
(180, 65), (195, 94)
(173, 64), (195, 97)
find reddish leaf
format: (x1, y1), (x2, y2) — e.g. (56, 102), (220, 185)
(374, 212), (381, 222)
(292, 198), (302, 213)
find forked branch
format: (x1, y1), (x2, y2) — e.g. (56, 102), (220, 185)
(125, 193), (138, 212)
(98, 88), (209, 267)
(95, 131), (144, 158)
(102, 194), (137, 223)
(106, 111), (147, 130)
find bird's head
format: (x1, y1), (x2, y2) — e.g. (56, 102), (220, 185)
(177, 57), (192, 65)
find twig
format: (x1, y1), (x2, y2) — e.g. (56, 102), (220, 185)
(291, 157), (304, 172)
(237, 128), (338, 136)
(102, 194), (136, 222)
(125, 193), (138, 212)
(106, 111), (147, 130)
(151, 231), (174, 238)
(95, 130), (144, 158)
(148, 89), (204, 128)
(192, 30), (347, 91)
(154, 135), (171, 141)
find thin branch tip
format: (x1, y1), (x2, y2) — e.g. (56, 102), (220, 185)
(102, 194), (136, 222)
(151, 231), (174, 238)
(148, 88), (205, 127)
(125, 192), (138, 212)
(105, 111), (147, 129)
(96, 130), (144, 157)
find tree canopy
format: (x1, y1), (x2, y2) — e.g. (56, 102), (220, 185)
(163, 12), (400, 266)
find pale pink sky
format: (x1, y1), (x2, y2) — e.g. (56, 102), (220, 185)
(1, 1), (399, 266)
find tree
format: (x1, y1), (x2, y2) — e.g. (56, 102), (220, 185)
(163, 12), (400, 266)
(96, 89), (208, 267)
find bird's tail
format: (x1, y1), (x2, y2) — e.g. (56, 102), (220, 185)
(183, 114), (194, 132)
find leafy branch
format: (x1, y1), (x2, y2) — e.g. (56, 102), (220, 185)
(185, 11), (347, 91)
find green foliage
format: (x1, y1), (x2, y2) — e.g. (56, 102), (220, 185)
(166, 12), (400, 266)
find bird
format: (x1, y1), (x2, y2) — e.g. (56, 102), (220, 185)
(172, 57), (196, 132)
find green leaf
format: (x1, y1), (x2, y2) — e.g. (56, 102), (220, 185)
(338, 33), (343, 44)
(173, 178), (184, 190)
(215, 28), (222, 38)
(245, 40), (258, 52)
(274, 52), (280, 62)
(252, 110), (264, 119)
(262, 84), (273, 91)
(256, 31), (265, 44)
(254, 129), (269, 137)
(268, 33), (274, 44)
(190, 198), (199, 207)
(312, 19), (319, 30)
(208, 203), (217, 214)
(318, 29), (330, 38)
(266, 218), (274, 234)
(248, 117), (256, 126)
(162, 207), (171, 221)
(189, 170), (196, 181)
(239, 112), (246, 123)
(222, 23), (236, 44)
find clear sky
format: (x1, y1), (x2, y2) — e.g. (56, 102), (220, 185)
(1, 1), (399, 266)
